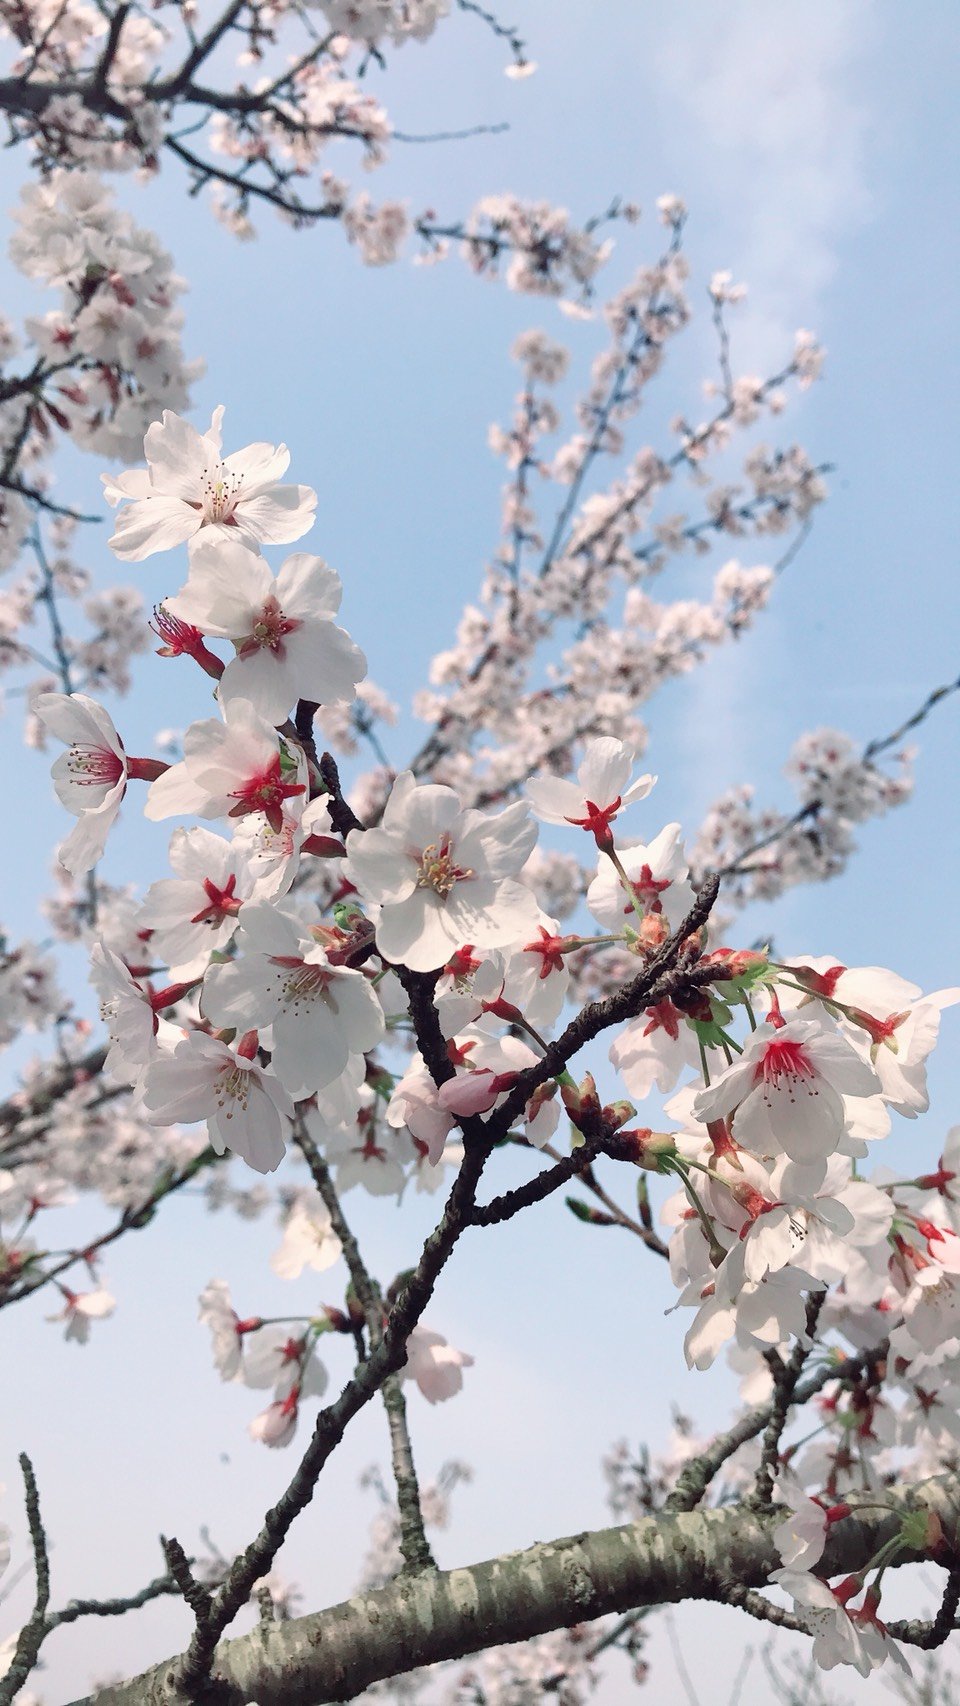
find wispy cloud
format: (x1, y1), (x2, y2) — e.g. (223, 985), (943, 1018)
(652, 0), (877, 362)
(645, 3), (880, 809)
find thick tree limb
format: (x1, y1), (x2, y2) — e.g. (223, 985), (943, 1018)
(66, 1474), (960, 1706)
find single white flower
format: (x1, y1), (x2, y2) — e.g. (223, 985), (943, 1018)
(200, 899), (385, 1097)
(527, 737), (655, 847)
(103, 406), (316, 561)
(37, 692), (129, 874)
(768, 1571), (873, 1676)
(48, 1285), (116, 1344)
(144, 698), (307, 834)
(772, 1479), (830, 1571)
(586, 822), (694, 932)
(693, 1016), (881, 1170)
(345, 771), (539, 973)
(198, 1278), (248, 1381)
(271, 1195), (343, 1280)
(89, 942), (158, 1082)
(138, 826), (255, 978)
(400, 1325), (474, 1404)
(165, 542), (366, 724)
(140, 1031), (294, 1174)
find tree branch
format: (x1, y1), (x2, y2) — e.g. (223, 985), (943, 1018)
(292, 1117), (436, 1573)
(173, 1137), (490, 1688)
(0, 1454), (50, 1706)
(66, 1474), (960, 1706)
(666, 1343), (889, 1514)
(0, 1146), (222, 1311)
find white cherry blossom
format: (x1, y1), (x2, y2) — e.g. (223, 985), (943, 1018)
(144, 698), (307, 834)
(527, 737), (655, 847)
(37, 691), (129, 873)
(140, 1031), (294, 1173)
(48, 1284), (116, 1344)
(693, 1016), (881, 1170)
(386, 1060), (457, 1166)
(165, 542), (366, 724)
(585, 823), (695, 932)
(772, 1479), (830, 1571)
(138, 826), (255, 978)
(400, 1325), (474, 1404)
(345, 771), (539, 972)
(271, 1194), (343, 1280)
(610, 1000), (705, 1099)
(200, 899), (385, 1097)
(103, 406), (317, 561)
(89, 942), (159, 1082)
(198, 1278), (249, 1382)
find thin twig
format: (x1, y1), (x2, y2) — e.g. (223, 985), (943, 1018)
(0, 1146), (221, 1310)
(0, 1454), (51, 1706)
(292, 1117), (436, 1572)
(666, 1341), (888, 1514)
(750, 1292), (825, 1508)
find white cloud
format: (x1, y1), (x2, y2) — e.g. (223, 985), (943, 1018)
(652, 0), (877, 362)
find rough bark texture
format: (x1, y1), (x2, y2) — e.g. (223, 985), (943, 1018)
(68, 1474), (960, 1706)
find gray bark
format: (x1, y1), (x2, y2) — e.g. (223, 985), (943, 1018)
(69, 1474), (960, 1706)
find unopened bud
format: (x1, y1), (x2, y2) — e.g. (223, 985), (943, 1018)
(602, 1099), (637, 1132)
(637, 913), (669, 950)
(615, 1128), (677, 1172)
(565, 1197), (616, 1226)
(333, 900), (365, 931)
(561, 1072), (601, 1129)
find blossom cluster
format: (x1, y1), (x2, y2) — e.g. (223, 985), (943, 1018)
(7, 388), (955, 1686)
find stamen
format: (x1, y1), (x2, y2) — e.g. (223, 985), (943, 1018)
(416, 837), (473, 897)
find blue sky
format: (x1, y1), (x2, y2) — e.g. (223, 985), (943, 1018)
(1, 3), (959, 1699)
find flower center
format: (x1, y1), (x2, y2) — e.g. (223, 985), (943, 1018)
(228, 755), (305, 834)
(622, 862), (670, 916)
(214, 1064), (251, 1114)
(68, 743), (124, 788)
(200, 460), (243, 524)
(755, 1038), (815, 1088)
(416, 837), (473, 898)
(278, 962), (329, 1010)
(239, 595), (301, 659)
(190, 873), (242, 927)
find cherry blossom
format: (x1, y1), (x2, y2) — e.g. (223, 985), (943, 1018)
(140, 1031), (294, 1173)
(89, 942), (159, 1082)
(144, 698), (307, 834)
(438, 1033), (559, 1148)
(36, 691), (138, 874)
(345, 771), (539, 972)
(693, 1016), (881, 1170)
(47, 1284), (116, 1344)
(527, 737), (655, 849)
(400, 1325), (474, 1404)
(198, 1278), (252, 1382)
(609, 1000), (706, 1099)
(164, 542), (366, 724)
(769, 1572), (909, 1678)
(386, 1061), (457, 1166)
(248, 1390), (301, 1449)
(772, 1481), (831, 1572)
(103, 407), (317, 561)
(585, 822), (695, 932)
(246, 1335), (328, 1448)
(201, 899), (385, 1097)
(138, 826), (255, 978)
(271, 1194), (343, 1280)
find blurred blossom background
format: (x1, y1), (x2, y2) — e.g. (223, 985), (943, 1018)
(1, 1), (958, 1698)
